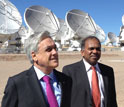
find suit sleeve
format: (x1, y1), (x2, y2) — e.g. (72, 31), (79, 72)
(1, 77), (18, 107)
(109, 69), (118, 107)
(62, 66), (70, 76)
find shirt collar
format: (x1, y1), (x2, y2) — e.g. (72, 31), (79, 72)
(33, 66), (54, 80)
(83, 58), (99, 72)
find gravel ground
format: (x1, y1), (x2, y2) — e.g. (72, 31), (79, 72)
(0, 51), (124, 107)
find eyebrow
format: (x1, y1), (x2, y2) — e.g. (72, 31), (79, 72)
(45, 44), (57, 51)
(89, 47), (101, 50)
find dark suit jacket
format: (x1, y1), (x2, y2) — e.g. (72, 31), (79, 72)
(2, 66), (72, 107)
(62, 60), (117, 107)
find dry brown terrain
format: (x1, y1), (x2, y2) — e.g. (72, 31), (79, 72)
(0, 51), (124, 107)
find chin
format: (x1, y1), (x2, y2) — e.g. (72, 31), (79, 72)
(91, 61), (97, 65)
(52, 63), (59, 68)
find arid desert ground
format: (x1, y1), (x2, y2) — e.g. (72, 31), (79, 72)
(0, 50), (124, 107)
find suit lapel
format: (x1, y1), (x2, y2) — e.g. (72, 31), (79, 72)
(77, 60), (92, 105)
(26, 66), (48, 107)
(98, 63), (108, 107)
(79, 60), (91, 92)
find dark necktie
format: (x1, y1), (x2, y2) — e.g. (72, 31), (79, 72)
(43, 76), (58, 107)
(91, 66), (101, 107)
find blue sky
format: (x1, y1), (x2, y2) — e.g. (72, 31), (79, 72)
(10, 0), (124, 38)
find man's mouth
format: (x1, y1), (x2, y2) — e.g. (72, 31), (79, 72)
(51, 58), (58, 61)
(91, 55), (98, 59)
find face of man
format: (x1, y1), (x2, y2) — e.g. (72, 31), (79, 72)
(32, 37), (58, 72)
(81, 38), (101, 65)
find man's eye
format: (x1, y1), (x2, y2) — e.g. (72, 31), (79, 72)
(89, 47), (94, 50)
(89, 47), (101, 51)
(46, 47), (52, 52)
(96, 48), (101, 51)
(45, 46), (58, 52)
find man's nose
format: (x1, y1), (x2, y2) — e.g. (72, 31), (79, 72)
(93, 49), (97, 53)
(52, 48), (58, 54)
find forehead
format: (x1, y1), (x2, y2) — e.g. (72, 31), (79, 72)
(85, 38), (101, 48)
(38, 38), (55, 48)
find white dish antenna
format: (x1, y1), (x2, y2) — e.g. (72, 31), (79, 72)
(56, 18), (74, 40)
(0, 0), (22, 34)
(0, 0), (22, 43)
(95, 25), (106, 43)
(108, 32), (117, 43)
(56, 18), (67, 40)
(18, 26), (28, 44)
(122, 15), (124, 25)
(65, 9), (97, 39)
(119, 26), (124, 44)
(24, 5), (60, 36)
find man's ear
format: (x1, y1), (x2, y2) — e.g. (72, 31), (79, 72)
(80, 50), (84, 57)
(31, 51), (37, 62)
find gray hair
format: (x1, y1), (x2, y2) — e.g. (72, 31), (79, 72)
(81, 36), (101, 50)
(24, 31), (52, 64)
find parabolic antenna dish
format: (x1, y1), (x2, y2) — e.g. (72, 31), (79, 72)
(24, 5), (60, 36)
(119, 26), (124, 43)
(120, 25), (124, 32)
(0, 0), (22, 35)
(56, 18), (74, 40)
(18, 26), (28, 44)
(65, 9), (97, 39)
(122, 15), (124, 25)
(56, 18), (68, 40)
(95, 25), (106, 43)
(108, 32), (117, 43)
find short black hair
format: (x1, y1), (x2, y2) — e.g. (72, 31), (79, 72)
(81, 36), (101, 50)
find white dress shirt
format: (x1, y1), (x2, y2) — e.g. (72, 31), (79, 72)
(33, 66), (61, 107)
(83, 58), (105, 107)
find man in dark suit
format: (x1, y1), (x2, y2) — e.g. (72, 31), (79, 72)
(62, 36), (117, 107)
(2, 31), (72, 107)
